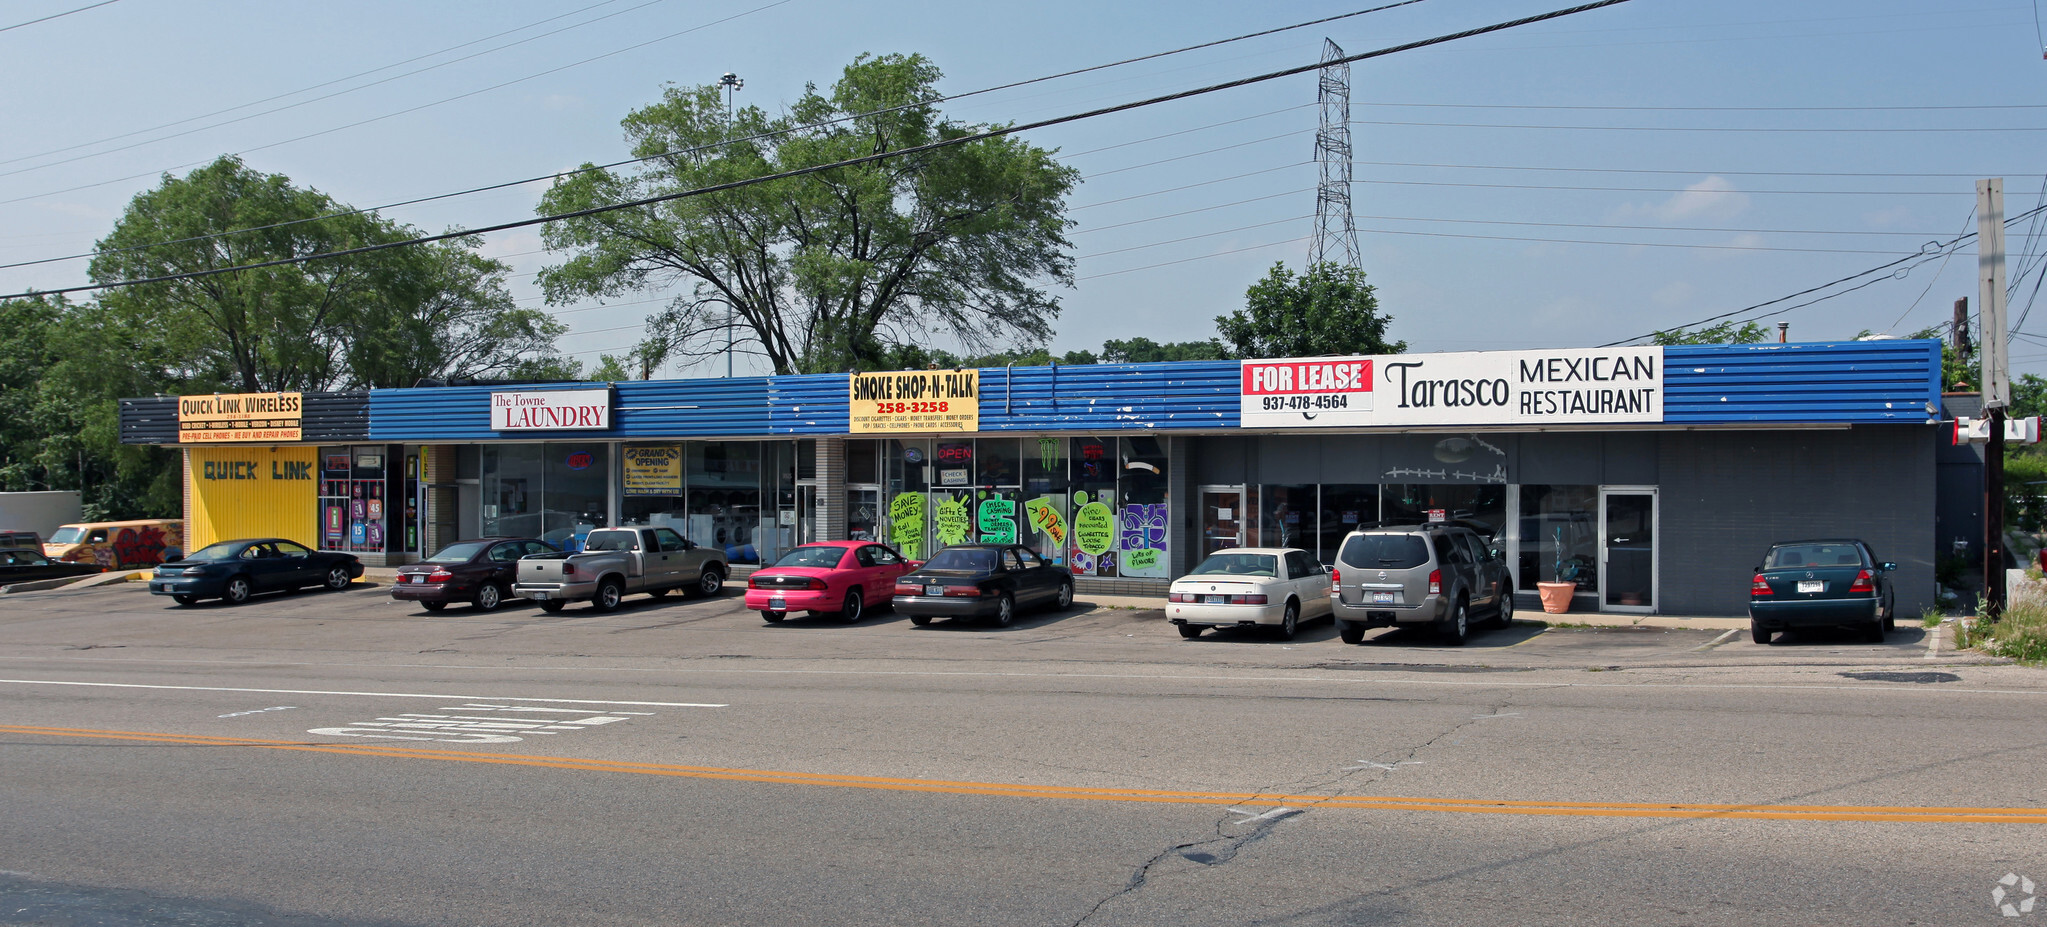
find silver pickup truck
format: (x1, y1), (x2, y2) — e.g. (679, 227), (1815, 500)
(512, 527), (727, 613)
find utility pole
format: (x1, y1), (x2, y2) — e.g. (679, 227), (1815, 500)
(719, 72), (744, 378)
(1979, 178), (2009, 618)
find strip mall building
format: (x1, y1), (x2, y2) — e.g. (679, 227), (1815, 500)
(121, 339), (1952, 617)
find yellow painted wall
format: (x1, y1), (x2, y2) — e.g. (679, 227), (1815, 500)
(187, 446), (318, 550)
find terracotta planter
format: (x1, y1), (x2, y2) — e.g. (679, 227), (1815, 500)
(1537, 581), (1576, 614)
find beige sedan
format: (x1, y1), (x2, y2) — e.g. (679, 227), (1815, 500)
(1166, 547), (1333, 640)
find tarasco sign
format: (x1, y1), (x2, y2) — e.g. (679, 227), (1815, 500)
(490, 388), (613, 431)
(177, 391), (303, 443)
(849, 369), (980, 434)
(1240, 347), (1664, 429)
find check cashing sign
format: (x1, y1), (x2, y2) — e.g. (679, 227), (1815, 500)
(1239, 347), (1663, 428)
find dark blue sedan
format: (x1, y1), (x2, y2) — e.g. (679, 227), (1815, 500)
(1748, 539), (1897, 644)
(149, 538), (363, 606)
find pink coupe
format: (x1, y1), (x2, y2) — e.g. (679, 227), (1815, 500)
(744, 541), (919, 623)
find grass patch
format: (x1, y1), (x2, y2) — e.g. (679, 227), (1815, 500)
(1919, 607), (1945, 631)
(1962, 596), (2047, 665)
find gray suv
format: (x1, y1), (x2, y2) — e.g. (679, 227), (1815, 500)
(1331, 523), (1513, 645)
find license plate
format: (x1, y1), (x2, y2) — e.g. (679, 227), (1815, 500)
(1204, 594), (1226, 604)
(1797, 580), (1824, 593)
(1373, 592), (1395, 604)
(926, 585), (944, 596)
(769, 597), (786, 609)
(531, 591), (549, 600)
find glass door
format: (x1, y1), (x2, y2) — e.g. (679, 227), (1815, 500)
(1600, 487), (1657, 612)
(796, 483), (818, 544)
(1199, 485), (1245, 556)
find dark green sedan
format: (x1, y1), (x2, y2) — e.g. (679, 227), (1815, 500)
(1748, 539), (1896, 644)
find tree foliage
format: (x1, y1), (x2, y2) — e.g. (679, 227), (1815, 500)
(1649, 321), (1771, 346)
(89, 156), (568, 391)
(1216, 262), (1403, 360)
(536, 54), (1079, 376)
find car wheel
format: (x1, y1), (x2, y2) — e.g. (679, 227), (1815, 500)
(1864, 619), (1887, 644)
(591, 579), (624, 613)
(762, 610), (786, 623)
(1178, 624), (1203, 639)
(1494, 589), (1515, 628)
(841, 591), (864, 623)
(1338, 619), (1365, 645)
(698, 568), (725, 597)
(423, 601), (447, 613)
(992, 593), (1016, 627)
(323, 566), (351, 591)
(540, 599), (566, 614)
(910, 614), (932, 626)
(474, 583), (503, 611)
(172, 594), (197, 607)
(1882, 601), (1896, 633)
(1441, 598), (1469, 646)
(1276, 600), (1299, 641)
(1055, 581), (1074, 609)
(1750, 620), (1771, 645)
(222, 576), (252, 605)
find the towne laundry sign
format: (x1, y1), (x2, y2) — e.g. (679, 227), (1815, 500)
(1240, 347), (1664, 428)
(177, 391), (303, 443)
(490, 388), (613, 431)
(849, 369), (980, 434)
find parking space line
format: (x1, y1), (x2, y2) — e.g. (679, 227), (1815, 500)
(1690, 628), (1741, 652)
(0, 678), (725, 708)
(1925, 621), (1945, 660)
(1504, 627), (1550, 647)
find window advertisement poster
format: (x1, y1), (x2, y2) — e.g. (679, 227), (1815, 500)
(623, 444), (683, 495)
(887, 492), (926, 560)
(1118, 502), (1169, 577)
(1069, 490), (1117, 577)
(976, 490), (1018, 544)
(176, 391), (303, 443)
(849, 369), (980, 433)
(1240, 347), (1663, 429)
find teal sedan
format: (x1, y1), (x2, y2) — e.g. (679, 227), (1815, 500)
(1748, 539), (1896, 644)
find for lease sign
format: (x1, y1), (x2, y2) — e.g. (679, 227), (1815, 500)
(1240, 347), (1663, 428)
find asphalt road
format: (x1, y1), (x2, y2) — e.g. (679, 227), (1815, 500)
(1, 580), (2041, 926)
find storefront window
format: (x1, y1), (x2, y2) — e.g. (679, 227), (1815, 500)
(686, 442), (762, 562)
(1258, 484), (1315, 554)
(1383, 484), (1506, 538)
(882, 439), (931, 560)
(1317, 484), (1378, 564)
(480, 445), (544, 540)
(318, 446), (388, 553)
(763, 441), (800, 563)
(1519, 484), (1597, 592)
(1068, 435), (1117, 576)
(479, 444), (608, 551)
(1021, 437), (1069, 566)
(621, 444), (687, 532)
(976, 437), (1020, 487)
(1118, 437), (1169, 577)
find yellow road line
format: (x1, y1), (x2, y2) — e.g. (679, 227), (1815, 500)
(6, 724), (2043, 824)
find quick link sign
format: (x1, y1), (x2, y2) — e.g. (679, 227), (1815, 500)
(1240, 347), (1663, 428)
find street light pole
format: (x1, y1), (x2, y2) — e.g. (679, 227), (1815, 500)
(717, 72), (743, 378)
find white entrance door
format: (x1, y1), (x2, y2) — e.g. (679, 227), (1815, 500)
(1599, 487), (1658, 612)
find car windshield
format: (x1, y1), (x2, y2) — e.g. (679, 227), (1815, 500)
(1766, 544), (1864, 569)
(775, 546), (846, 568)
(47, 527), (83, 544)
(427, 541), (491, 562)
(1189, 553), (1278, 577)
(185, 542), (243, 561)
(923, 548), (999, 571)
(1339, 534), (1430, 569)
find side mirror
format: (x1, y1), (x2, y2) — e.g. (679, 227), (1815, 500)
(1880, 562), (1898, 572)
(1489, 548), (1503, 561)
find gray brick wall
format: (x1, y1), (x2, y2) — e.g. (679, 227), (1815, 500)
(1657, 426), (1935, 616)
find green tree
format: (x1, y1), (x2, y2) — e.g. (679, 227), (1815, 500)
(536, 53), (1079, 375)
(1216, 262), (1404, 360)
(1098, 337), (1227, 364)
(1650, 321), (1771, 345)
(89, 155), (568, 391)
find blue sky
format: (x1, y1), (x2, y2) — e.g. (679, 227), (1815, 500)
(5, 0), (2047, 378)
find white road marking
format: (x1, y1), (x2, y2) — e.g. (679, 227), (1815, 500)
(217, 706), (297, 719)
(0, 678), (724, 707)
(1345, 760), (1424, 772)
(1226, 806), (1299, 821)
(1470, 712), (1522, 720)
(307, 707), (649, 744)
(1925, 622), (1945, 660)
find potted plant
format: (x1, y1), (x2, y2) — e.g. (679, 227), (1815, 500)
(1537, 526), (1576, 614)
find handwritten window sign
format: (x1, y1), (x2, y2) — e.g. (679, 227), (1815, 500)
(490, 388), (612, 431)
(850, 370), (980, 433)
(177, 392), (303, 443)
(1240, 347), (1662, 428)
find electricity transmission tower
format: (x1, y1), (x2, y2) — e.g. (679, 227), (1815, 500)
(1311, 38), (1360, 270)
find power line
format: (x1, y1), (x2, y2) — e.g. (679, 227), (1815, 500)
(0, 0), (649, 170)
(0, 2), (1427, 271)
(0, 0), (120, 34)
(3, 0), (1636, 302)
(1351, 119), (2047, 134)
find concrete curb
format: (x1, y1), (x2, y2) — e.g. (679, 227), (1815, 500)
(0, 568), (148, 595)
(1075, 593), (1750, 630)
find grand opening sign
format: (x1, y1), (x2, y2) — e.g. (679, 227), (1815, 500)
(490, 388), (613, 431)
(1240, 347), (1663, 428)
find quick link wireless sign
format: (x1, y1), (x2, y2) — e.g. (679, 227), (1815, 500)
(1239, 347), (1663, 428)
